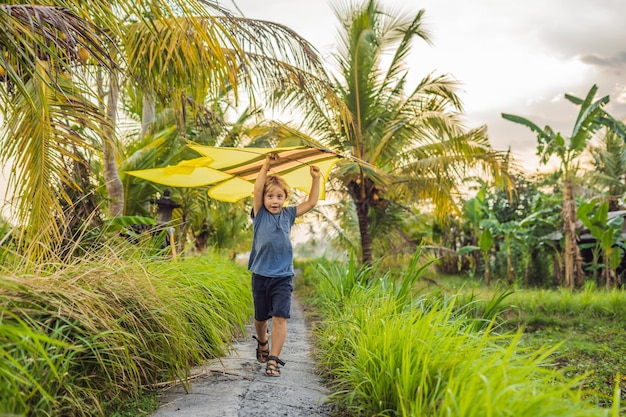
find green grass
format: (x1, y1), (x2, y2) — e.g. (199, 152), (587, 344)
(107, 393), (160, 417)
(297, 256), (623, 417)
(0, 249), (253, 416)
(411, 274), (626, 412)
(500, 288), (626, 409)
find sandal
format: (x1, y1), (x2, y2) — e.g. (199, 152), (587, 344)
(265, 356), (285, 377)
(252, 335), (269, 363)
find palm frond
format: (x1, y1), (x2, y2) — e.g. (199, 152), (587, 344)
(1, 63), (109, 260)
(380, 8), (430, 93)
(0, 5), (117, 114)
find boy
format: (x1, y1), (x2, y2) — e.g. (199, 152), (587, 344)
(248, 154), (321, 377)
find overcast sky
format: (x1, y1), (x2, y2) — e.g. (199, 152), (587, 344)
(230, 0), (626, 172)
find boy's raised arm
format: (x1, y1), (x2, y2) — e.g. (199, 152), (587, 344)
(296, 166), (321, 217)
(253, 154), (273, 216)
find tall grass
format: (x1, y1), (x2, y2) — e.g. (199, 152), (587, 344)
(307, 253), (619, 416)
(505, 286), (626, 322)
(0, 249), (252, 416)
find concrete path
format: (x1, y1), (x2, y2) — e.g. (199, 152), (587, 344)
(149, 297), (333, 417)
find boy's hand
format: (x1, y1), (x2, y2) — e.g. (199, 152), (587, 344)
(263, 153), (278, 171)
(310, 165), (321, 179)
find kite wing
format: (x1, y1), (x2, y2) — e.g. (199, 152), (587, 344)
(126, 157), (233, 188)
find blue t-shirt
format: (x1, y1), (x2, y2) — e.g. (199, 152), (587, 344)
(248, 205), (297, 277)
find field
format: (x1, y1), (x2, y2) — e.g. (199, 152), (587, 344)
(412, 273), (626, 409)
(296, 260), (626, 416)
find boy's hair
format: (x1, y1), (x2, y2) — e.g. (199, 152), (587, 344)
(264, 175), (290, 199)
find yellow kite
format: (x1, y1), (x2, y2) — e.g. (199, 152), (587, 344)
(126, 146), (342, 202)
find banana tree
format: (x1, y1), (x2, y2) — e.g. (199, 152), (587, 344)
(502, 84), (620, 288)
(460, 184), (493, 282)
(478, 219), (496, 286)
(577, 201), (624, 288)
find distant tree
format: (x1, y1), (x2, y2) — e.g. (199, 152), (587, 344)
(503, 84), (624, 288)
(583, 130), (626, 211)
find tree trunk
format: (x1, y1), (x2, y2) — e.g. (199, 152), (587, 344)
(562, 177), (584, 288)
(348, 179), (372, 265)
(574, 247), (585, 288)
(104, 69), (124, 217)
(604, 257), (614, 289)
(356, 202), (372, 265)
(96, 64), (124, 218)
(141, 92), (155, 138)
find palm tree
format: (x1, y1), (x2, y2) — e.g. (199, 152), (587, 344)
(0, 0), (338, 262)
(286, 0), (511, 264)
(0, 5), (117, 261)
(105, 1), (340, 217)
(502, 84), (623, 288)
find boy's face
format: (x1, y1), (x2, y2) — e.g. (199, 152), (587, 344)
(264, 185), (287, 214)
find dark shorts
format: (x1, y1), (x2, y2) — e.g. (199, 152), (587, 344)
(252, 273), (293, 321)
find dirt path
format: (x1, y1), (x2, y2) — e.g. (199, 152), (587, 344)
(149, 296), (333, 417)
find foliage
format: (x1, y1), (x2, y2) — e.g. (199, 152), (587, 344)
(301, 254), (616, 416)
(454, 174), (562, 287)
(0, 250), (252, 416)
(503, 84), (625, 288)
(502, 286), (626, 409)
(292, 0), (511, 264)
(0, 217), (16, 266)
(582, 130), (626, 211)
(0, 0), (337, 264)
(578, 201), (625, 287)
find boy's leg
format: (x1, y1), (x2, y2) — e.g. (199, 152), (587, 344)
(254, 319), (269, 342)
(269, 316), (287, 358)
(253, 318), (270, 362)
(268, 276), (292, 359)
(265, 276), (292, 376)
(252, 274), (271, 362)
(266, 316), (287, 376)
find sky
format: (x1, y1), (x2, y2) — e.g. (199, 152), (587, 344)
(229, 0), (626, 173)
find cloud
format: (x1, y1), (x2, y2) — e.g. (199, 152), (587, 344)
(580, 51), (626, 70)
(473, 93), (583, 171)
(518, 0), (626, 57)
(614, 84), (626, 105)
